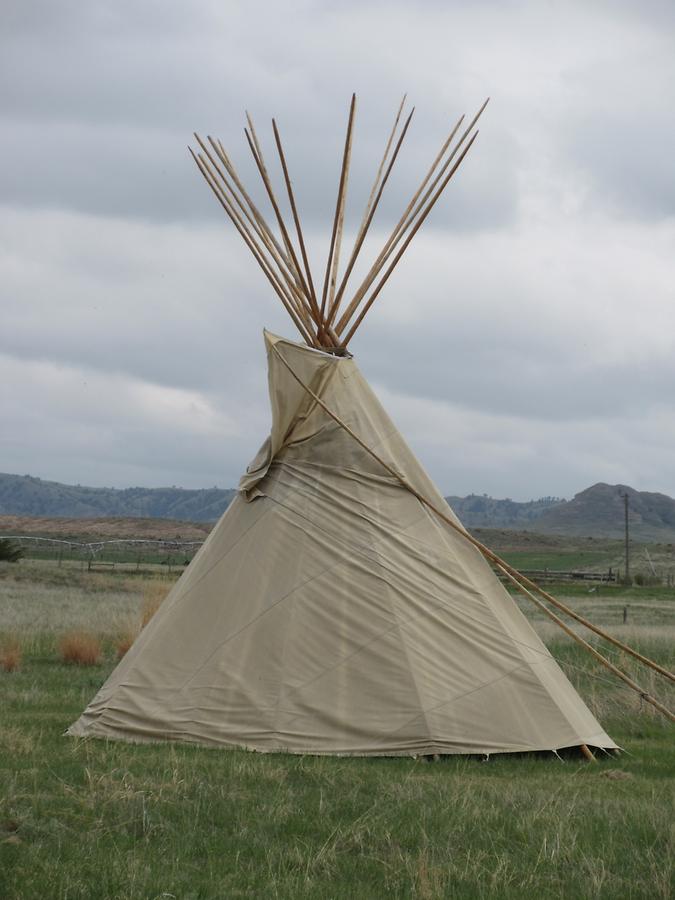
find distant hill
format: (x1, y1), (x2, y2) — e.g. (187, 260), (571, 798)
(446, 485), (675, 540)
(2, 474), (675, 541)
(445, 494), (564, 529)
(3, 472), (563, 526)
(0, 474), (236, 522)
(534, 483), (675, 541)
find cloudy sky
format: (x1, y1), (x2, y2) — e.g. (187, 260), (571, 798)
(2, 0), (675, 501)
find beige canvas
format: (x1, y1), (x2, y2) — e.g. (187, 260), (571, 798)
(69, 332), (616, 756)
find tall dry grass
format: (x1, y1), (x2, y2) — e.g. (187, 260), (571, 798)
(114, 580), (172, 659)
(140, 581), (171, 628)
(114, 630), (137, 660)
(0, 636), (22, 672)
(59, 631), (102, 666)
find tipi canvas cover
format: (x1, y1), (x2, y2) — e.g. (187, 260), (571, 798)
(69, 333), (616, 756)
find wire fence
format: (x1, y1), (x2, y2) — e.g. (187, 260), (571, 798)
(3, 534), (675, 586)
(1, 535), (205, 573)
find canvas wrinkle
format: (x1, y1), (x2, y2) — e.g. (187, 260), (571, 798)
(267, 558), (520, 720)
(301, 460), (431, 746)
(264, 489), (543, 664)
(271, 489), (308, 743)
(159, 496), (270, 611)
(275, 461), (492, 584)
(371, 657), (565, 745)
(265, 492), (492, 622)
(262, 495), (552, 686)
(270, 462), (472, 584)
(173, 542), (348, 694)
(419, 502), (557, 664)
(102, 497), (275, 699)
(93, 501), (325, 718)
(267, 474), (470, 588)
(377, 547), (433, 747)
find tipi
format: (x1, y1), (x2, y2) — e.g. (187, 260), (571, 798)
(69, 96), (618, 756)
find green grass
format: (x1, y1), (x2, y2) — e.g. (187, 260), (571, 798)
(510, 582), (675, 601)
(499, 550), (615, 571)
(1, 565), (674, 898)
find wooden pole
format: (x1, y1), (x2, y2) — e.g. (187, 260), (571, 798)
(271, 119), (322, 326)
(190, 149), (317, 347)
(243, 121), (321, 335)
(203, 135), (323, 337)
(195, 134), (314, 320)
(210, 136), (335, 345)
(243, 123), (310, 290)
(197, 135), (273, 246)
(336, 101), (488, 337)
(394, 98), (489, 241)
(326, 100), (356, 324)
(325, 106), (415, 332)
(383, 112), (466, 249)
(194, 149), (318, 339)
(320, 94), (357, 326)
(341, 130), (480, 345)
(335, 113), (466, 334)
(495, 563), (674, 725)
(211, 137), (292, 266)
(354, 94), (407, 248)
(270, 342), (675, 705)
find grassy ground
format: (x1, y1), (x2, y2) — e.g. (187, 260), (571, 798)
(500, 549), (616, 571)
(474, 529), (675, 581)
(1, 562), (674, 899)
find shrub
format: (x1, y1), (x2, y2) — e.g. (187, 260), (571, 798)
(59, 631), (102, 666)
(0, 539), (24, 563)
(0, 637), (22, 672)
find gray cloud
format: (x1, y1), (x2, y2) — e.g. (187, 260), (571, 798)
(1, 0), (675, 500)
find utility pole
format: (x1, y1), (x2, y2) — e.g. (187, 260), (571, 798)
(624, 493), (630, 583)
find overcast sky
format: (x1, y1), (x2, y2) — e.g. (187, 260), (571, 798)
(2, 0), (675, 501)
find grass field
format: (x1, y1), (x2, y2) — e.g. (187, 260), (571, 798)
(474, 529), (675, 582)
(1, 561), (674, 899)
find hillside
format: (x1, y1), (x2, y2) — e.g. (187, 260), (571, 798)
(445, 494), (563, 528)
(0, 474), (236, 522)
(2, 473), (675, 541)
(0, 474), (564, 528)
(449, 484), (675, 541)
(535, 483), (675, 541)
